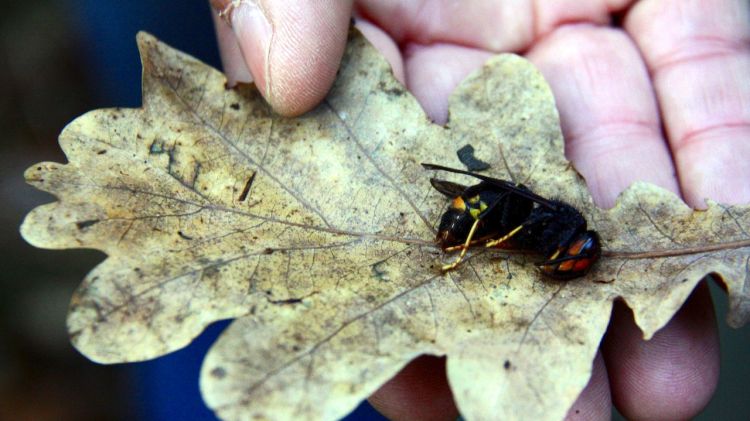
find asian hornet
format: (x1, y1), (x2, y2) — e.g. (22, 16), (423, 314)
(423, 163), (601, 279)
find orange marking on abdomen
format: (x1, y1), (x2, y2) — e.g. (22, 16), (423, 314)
(558, 260), (575, 272)
(573, 258), (592, 272)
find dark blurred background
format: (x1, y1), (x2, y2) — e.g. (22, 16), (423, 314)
(0, 1), (747, 420)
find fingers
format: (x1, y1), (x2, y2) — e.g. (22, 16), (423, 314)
(356, 0), (627, 52)
(526, 25), (679, 208)
(368, 355), (458, 421)
(354, 20), (406, 85)
(212, 8), (253, 84)
(402, 44), (493, 124)
(210, 0), (353, 116)
(602, 283), (720, 420)
(370, 353), (611, 421)
(526, 24), (720, 420)
(531, 0), (624, 36)
(565, 352), (611, 421)
(625, 0), (750, 206)
(356, 0), (533, 51)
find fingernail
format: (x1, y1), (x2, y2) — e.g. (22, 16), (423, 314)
(231, 2), (273, 98)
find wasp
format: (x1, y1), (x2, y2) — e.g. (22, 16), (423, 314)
(423, 163), (601, 279)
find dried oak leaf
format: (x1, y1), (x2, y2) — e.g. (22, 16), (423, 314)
(20, 30), (750, 421)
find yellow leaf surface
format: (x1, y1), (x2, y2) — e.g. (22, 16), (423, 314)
(20, 30), (750, 421)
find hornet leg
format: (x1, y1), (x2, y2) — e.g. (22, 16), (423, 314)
(484, 225), (523, 248)
(442, 218), (481, 271)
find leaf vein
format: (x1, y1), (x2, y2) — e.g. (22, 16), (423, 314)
(518, 284), (565, 351)
(238, 273), (442, 400)
(158, 70), (334, 228)
(323, 99), (436, 235)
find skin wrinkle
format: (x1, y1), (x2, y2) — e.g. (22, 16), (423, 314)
(626, 0), (750, 71)
(568, 119), (662, 153)
(648, 34), (750, 74)
(527, 25), (678, 208)
(625, 0), (750, 207)
(673, 123), (750, 156)
(654, 58), (750, 139)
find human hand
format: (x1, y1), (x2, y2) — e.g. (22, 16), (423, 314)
(210, 1), (750, 419)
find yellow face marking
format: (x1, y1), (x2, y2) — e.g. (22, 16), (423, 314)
(468, 195), (480, 204)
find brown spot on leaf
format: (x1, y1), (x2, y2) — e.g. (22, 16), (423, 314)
(210, 367), (227, 379)
(76, 219), (100, 230)
(238, 172), (256, 202)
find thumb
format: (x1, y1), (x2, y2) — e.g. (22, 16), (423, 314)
(211, 0), (353, 116)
